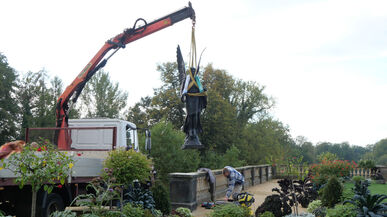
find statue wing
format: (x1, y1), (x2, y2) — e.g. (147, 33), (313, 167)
(177, 45), (187, 95)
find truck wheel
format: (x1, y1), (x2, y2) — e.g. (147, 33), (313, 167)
(42, 193), (64, 217)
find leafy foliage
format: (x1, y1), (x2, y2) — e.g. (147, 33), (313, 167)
(317, 152), (338, 162)
(0, 53), (19, 145)
(283, 213), (315, 217)
(122, 203), (145, 217)
(209, 203), (250, 217)
(310, 160), (357, 186)
(151, 181), (171, 215)
(124, 181), (156, 211)
(260, 211), (275, 217)
(255, 194), (291, 217)
(222, 145), (246, 168)
(1, 141), (73, 192)
(307, 200), (323, 213)
(325, 204), (356, 217)
(351, 176), (364, 184)
(103, 149), (151, 184)
(344, 194), (387, 217)
(312, 207), (326, 217)
(173, 207), (193, 217)
(293, 178), (318, 208)
(321, 176), (343, 208)
(373, 138), (387, 165)
(80, 70), (128, 118)
(358, 159), (376, 169)
(353, 180), (370, 197)
(72, 177), (120, 216)
(1, 141), (73, 217)
(149, 120), (200, 183)
(257, 177), (318, 216)
(50, 210), (77, 217)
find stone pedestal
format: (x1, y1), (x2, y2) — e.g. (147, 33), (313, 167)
(169, 172), (198, 211)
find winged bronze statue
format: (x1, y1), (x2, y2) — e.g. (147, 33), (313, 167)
(177, 45), (207, 149)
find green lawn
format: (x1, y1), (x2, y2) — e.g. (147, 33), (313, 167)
(342, 182), (387, 202)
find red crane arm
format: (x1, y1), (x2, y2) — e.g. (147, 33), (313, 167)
(55, 2), (195, 149)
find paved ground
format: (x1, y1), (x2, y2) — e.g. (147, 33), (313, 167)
(192, 179), (307, 217)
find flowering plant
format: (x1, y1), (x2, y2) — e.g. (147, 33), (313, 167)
(309, 160), (357, 185)
(0, 140), (74, 217)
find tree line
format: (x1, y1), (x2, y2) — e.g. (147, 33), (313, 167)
(0, 53), (127, 144)
(1, 52), (386, 172)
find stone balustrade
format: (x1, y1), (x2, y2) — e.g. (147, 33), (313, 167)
(169, 164), (272, 211)
(274, 164), (387, 180)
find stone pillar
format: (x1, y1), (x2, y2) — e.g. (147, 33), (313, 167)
(169, 172), (198, 211)
(251, 167), (255, 186)
(259, 166), (263, 183)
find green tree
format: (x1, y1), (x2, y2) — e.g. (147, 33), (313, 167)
(80, 70), (127, 118)
(151, 63), (185, 128)
(18, 71), (54, 138)
(0, 53), (19, 144)
(295, 136), (316, 164)
(149, 120), (200, 183)
(231, 80), (274, 127)
(127, 96), (152, 129)
(1, 141), (74, 217)
(374, 138), (387, 165)
(17, 71), (67, 141)
(240, 118), (295, 165)
(222, 145), (246, 168)
(200, 90), (238, 153)
(317, 152), (338, 162)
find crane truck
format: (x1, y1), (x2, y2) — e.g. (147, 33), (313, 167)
(0, 3), (195, 217)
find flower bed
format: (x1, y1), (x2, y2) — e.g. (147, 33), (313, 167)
(309, 160), (357, 185)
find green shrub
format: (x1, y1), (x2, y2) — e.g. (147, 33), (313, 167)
(321, 176), (343, 207)
(358, 159), (376, 169)
(124, 181), (156, 211)
(260, 211), (275, 217)
(150, 121), (200, 184)
(222, 145), (246, 168)
(326, 204), (356, 217)
(103, 149), (151, 184)
(351, 176), (364, 184)
(123, 203), (145, 217)
(143, 209), (154, 217)
(307, 200), (322, 213)
(50, 210), (77, 217)
(310, 160), (356, 186)
(209, 204), (250, 217)
(153, 209), (163, 217)
(175, 207), (193, 217)
(151, 181), (171, 214)
(312, 207), (327, 217)
(103, 211), (122, 217)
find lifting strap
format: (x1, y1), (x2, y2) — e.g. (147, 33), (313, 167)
(187, 25), (206, 97)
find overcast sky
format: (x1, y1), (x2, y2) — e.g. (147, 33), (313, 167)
(1, 0), (386, 146)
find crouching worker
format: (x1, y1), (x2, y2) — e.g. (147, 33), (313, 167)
(222, 166), (244, 201)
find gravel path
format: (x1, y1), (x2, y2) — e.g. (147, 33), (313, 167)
(192, 179), (307, 217)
